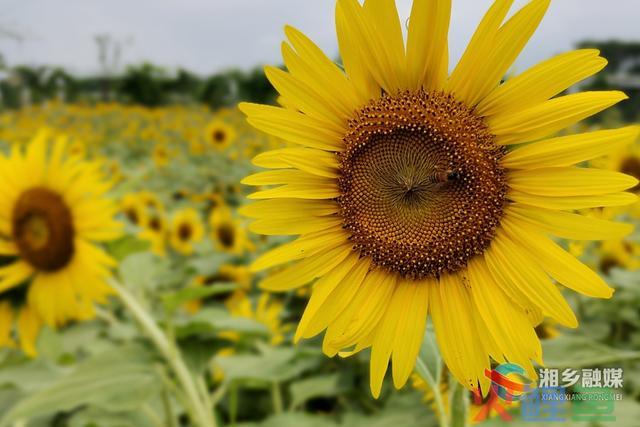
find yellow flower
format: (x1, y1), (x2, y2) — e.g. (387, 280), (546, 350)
(209, 207), (247, 255)
(169, 208), (205, 255)
(224, 291), (289, 346)
(0, 132), (122, 355)
(120, 193), (147, 227)
(183, 264), (252, 313)
(239, 0), (639, 397)
(152, 143), (171, 167)
(139, 212), (168, 257)
(204, 120), (236, 150)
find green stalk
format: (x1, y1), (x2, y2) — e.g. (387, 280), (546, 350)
(111, 280), (216, 427)
(416, 357), (448, 427)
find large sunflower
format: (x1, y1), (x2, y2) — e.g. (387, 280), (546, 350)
(0, 133), (122, 355)
(240, 0), (640, 397)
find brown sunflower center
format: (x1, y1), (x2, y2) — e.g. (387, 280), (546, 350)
(178, 223), (193, 241)
(338, 90), (507, 279)
(213, 130), (226, 144)
(217, 223), (235, 248)
(620, 156), (640, 192)
(12, 187), (75, 272)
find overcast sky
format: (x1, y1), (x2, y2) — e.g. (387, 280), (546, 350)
(0, 0), (638, 76)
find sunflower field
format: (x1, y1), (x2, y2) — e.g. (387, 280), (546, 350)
(1, 1), (640, 427)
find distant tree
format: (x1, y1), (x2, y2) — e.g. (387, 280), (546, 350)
(237, 67), (277, 105)
(200, 73), (235, 109)
(119, 63), (168, 106)
(165, 69), (202, 101)
(577, 40), (640, 122)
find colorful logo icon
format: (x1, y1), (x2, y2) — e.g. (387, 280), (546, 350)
(487, 363), (536, 402)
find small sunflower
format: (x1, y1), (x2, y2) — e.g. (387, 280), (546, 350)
(204, 120), (236, 150)
(209, 207), (247, 255)
(184, 264), (252, 313)
(152, 143), (171, 167)
(139, 212), (168, 257)
(0, 133), (122, 355)
(169, 208), (204, 255)
(240, 0), (639, 397)
(224, 291), (289, 346)
(120, 193), (147, 227)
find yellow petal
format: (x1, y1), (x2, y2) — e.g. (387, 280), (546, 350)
(298, 256), (371, 340)
(509, 167), (638, 196)
(18, 306), (41, 357)
(508, 190), (638, 210)
(239, 102), (344, 150)
(0, 261), (34, 293)
(335, 0), (379, 103)
(467, 257), (542, 371)
(239, 199), (338, 219)
(391, 279), (429, 389)
(447, 0), (513, 103)
(406, 0), (450, 91)
(249, 215), (342, 235)
(337, 0), (402, 93)
(265, 66), (346, 129)
(489, 91), (628, 145)
(247, 182), (339, 200)
(478, 49), (607, 117)
(485, 230), (578, 327)
(283, 26), (360, 117)
(430, 273), (490, 393)
(508, 203), (634, 240)
(250, 228), (348, 271)
(461, 0), (551, 107)
(252, 148), (339, 178)
(502, 215), (614, 298)
(503, 126), (640, 169)
(259, 243), (353, 291)
(369, 278), (410, 398)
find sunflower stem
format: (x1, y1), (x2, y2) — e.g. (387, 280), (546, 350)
(416, 357), (448, 427)
(448, 379), (468, 427)
(110, 279), (216, 427)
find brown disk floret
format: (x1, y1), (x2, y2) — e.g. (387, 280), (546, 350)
(12, 187), (75, 272)
(338, 90), (507, 279)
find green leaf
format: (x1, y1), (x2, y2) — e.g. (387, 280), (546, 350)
(174, 307), (269, 339)
(106, 235), (151, 262)
(216, 347), (320, 384)
(0, 345), (161, 426)
(288, 373), (343, 410)
(118, 252), (158, 290)
(542, 335), (640, 368)
(162, 282), (237, 313)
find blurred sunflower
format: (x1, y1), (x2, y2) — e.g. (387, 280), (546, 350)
(120, 193), (147, 227)
(592, 139), (640, 217)
(184, 264), (252, 313)
(169, 208), (204, 255)
(204, 120), (236, 150)
(139, 212), (168, 257)
(152, 143), (171, 167)
(0, 133), (122, 355)
(209, 207), (247, 255)
(224, 291), (289, 346)
(240, 0), (639, 397)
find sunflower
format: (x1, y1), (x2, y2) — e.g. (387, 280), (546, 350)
(120, 193), (147, 227)
(209, 207), (247, 255)
(152, 143), (171, 167)
(169, 208), (205, 255)
(139, 212), (168, 257)
(0, 133), (122, 355)
(224, 291), (289, 346)
(183, 264), (252, 313)
(204, 120), (236, 150)
(239, 0), (639, 398)
(592, 138), (640, 217)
